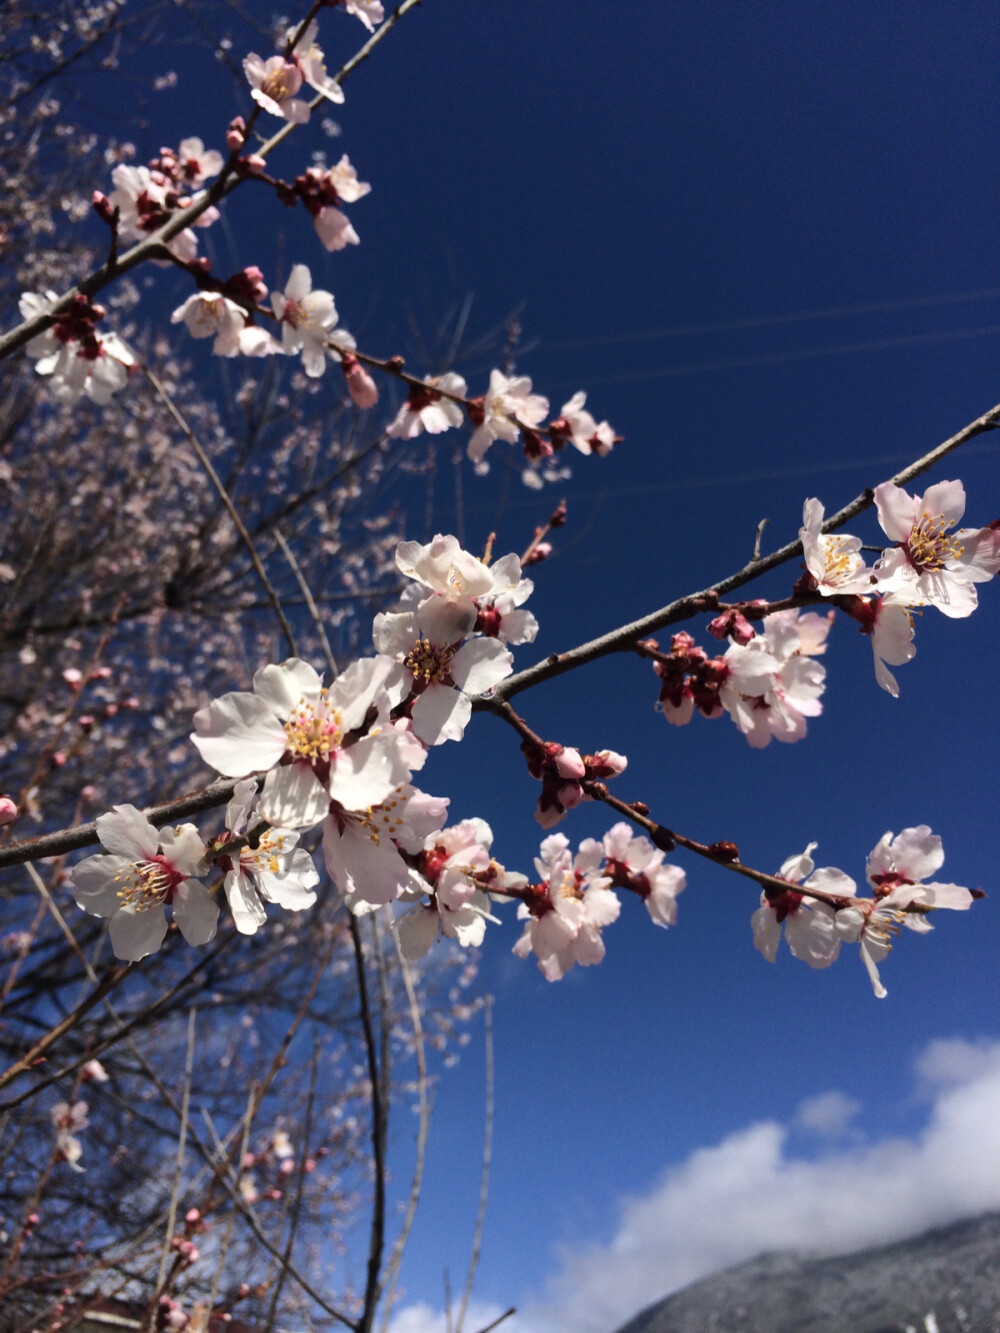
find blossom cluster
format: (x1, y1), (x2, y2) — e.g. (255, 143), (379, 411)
(752, 826), (977, 998)
(653, 482), (1000, 744)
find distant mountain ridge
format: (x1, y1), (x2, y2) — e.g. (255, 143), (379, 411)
(615, 1212), (1000, 1333)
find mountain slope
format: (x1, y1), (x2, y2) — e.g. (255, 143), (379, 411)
(616, 1212), (1000, 1333)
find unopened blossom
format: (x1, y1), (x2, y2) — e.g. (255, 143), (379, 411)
(751, 843), (847, 969)
(834, 826), (975, 998)
(395, 817), (501, 957)
(602, 822), (685, 927)
(284, 20), (344, 104)
(0, 796), (17, 827)
(216, 778), (319, 934)
(466, 370), (549, 465)
(271, 265), (340, 376)
(872, 480), (997, 618)
(80, 1059), (109, 1083)
(376, 597), (513, 745)
(513, 834), (619, 980)
(176, 137), (225, 185)
(387, 373), (467, 438)
(71, 805), (216, 961)
(191, 656), (423, 829)
(799, 498), (872, 595)
(171, 291), (248, 356)
(341, 352), (379, 407)
(549, 391), (617, 456)
(243, 53), (310, 122)
(324, 782), (449, 911)
(720, 609), (830, 748)
(51, 1101), (89, 1171)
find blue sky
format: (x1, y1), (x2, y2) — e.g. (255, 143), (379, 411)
(57, 0), (1000, 1327)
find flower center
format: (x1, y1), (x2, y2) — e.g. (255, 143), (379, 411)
(114, 854), (183, 910)
(355, 786), (407, 847)
(241, 828), (288, 876)
(284, 690), (344, 761)
(906, 510), (964, 572)
(262, 64), (301, 102)
(821, 536), (858, 583)
(280, 297), (306, 329)
(403, 638), (455, 685)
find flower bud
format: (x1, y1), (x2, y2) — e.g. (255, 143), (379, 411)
(0, 796), (18, 827)
(341, 353), (378, 408)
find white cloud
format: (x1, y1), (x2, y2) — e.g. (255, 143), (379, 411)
(387, 1299), (511, 1333)
(389, 1038), (1000, 1333)
(517, 1037), (1000, 1333)
(792, 1089), (861, 1137)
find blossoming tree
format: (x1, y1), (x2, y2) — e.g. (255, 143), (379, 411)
(1, 1), (998, 1329)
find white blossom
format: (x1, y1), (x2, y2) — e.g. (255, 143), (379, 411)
(71, 806), (216, 961)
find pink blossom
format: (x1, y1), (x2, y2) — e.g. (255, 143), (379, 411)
(243, 54), (310, 122)
(466, 370), (549, 466)
(71, 806), (216, 961)
(602, 822), (685, 927)
(799, 498), (872, 595)
(549, 391), (617, 456)
(512, 834), (619, 980)
(872, 480), (994, 618)
(271, 264), (340, 377)
(387, 373), (467, 438)
(751, 843), (848, 969)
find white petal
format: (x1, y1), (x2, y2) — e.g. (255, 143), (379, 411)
(173, 880), (220, 946)
(109, 905), (168, 961)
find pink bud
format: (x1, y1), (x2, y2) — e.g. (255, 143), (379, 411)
(341, 353), (379, 408)
(244, 154), (267, 175)
(92, 191), (116, 224)
(0, 796), (18, 827)
(226, 118), (247, 151)
(524, 542), (551, 566)
(62, 668), (83, 689)
(51, 752), (67, 768)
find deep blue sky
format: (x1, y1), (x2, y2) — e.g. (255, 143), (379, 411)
(57, 1), (1000, 1326)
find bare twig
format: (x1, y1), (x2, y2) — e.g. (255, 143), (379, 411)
(457, 997), (494, 1333)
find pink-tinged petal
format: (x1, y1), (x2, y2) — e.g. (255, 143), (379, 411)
(957, 525), (1000, 581)
(785, 904), (840, 969)
(325, 819), (409, 905)
(192, 692), (287, 775)
(917, 566), (978, 618)
(329, 733), (411, 808)
(803, 866), (857, 897)
(226, 778), (260, 833)
(109, 905), (168, 961)
(752, 904), (781, 962)
(778, 843), (817, 883)
(173, 881), (219, 946)
(97, 805), (160, 860)
(888, 825), (943, 881)
(396, 905), (440, 959)
(865, 833), (895, 882)
(254, 659), (323, 718)
(328, 654), (394, 729)
(261, 763), (330, 828)
(410, 686), (471, 746)
(874, 482), (917, 543)
(225, 869), (268, 935)
(450, 638), (513, 694)
(418, 596), (477, 643)
(158, 824), (208, 877)
(488, 552), (522, 594)
(582, 886), (620, 929)
(72, 856), (131, 916)
(873, 652), (900, 697)
(573, 925), (607, 968)
(920, 479), (966, 526)
(284, 264), (312, 303)
(916, 882), (974, 911)
(859, 937), (888, 999)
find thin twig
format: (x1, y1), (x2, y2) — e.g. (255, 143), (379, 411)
(378, 928), (431, 1329)
(153, 1008), (197, 1300)
(456, 997), (493, 1333)
(274, 526), (337, 677)
(480, 399), (1000, 707)
(351, 914), (387, 1333)
(144, 367), (297, 656)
